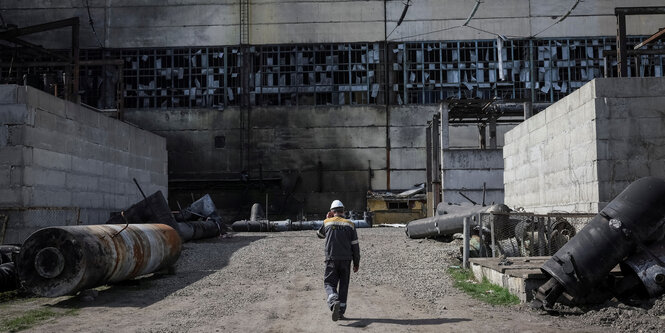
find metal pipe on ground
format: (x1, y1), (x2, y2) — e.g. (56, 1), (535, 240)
(533, 177), (665, 308)
(177, 220), (222, 242)
(405, 203), (511, 239)
(17, 224), (181, 297)
(232, 217), (371, 232)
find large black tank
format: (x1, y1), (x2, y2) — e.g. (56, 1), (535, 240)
(540, 177), (665, 299)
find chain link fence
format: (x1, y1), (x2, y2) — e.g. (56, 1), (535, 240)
(470, 212), (595, 258)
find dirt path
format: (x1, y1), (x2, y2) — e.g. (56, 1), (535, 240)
(12, 229), (614, 332)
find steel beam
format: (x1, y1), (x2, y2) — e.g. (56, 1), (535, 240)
(0, 17), (80, 40)
(5, 38), (69, 61)
(615, 7), (665, 15)
(634, 28), (665, 50)
(616, 13), (627, 77)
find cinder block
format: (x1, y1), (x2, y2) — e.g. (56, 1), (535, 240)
(98, 177), (124, 194)
(22, 166), (67, 187)
(26, 188), (72, 207)
(32, 148), (72, 171)
(22, 126), (69, 154)
(0, 188), (23, 206)
(66, 173), (99, 191)
(0, 104), (33, 125)
(72, 191), (105, 208)
(529, 126), (547, 144)
(526, 110), (546, 133)
(0, 145), (26, 165)
(71, 156), (103, 176)
(0, 85), (18, 104)
(148, 172), (167, 187)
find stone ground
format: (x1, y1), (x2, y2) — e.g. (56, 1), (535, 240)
(3, 228), (665, 332)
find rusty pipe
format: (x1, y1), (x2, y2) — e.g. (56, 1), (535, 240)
(17, 224), (181, 297)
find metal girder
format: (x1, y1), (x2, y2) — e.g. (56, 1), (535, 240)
(0, 17), (79, 40)
(605, 49), (665, 56)
(634, 28), (665, 50)
(614, 6), (665, 77)
(5, 38), (69, 61)
(615, 7), (665, 15)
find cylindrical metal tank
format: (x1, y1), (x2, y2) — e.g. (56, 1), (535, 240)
(540, 177), (665, 299)
(17, 224), (181, 297)
(405, 204), (511, 239)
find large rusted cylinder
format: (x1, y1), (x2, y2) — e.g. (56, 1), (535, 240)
(17, 224), (181, 297)
(541, 177), (665, 299)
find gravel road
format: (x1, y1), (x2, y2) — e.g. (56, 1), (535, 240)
(16, 227), (665, 332)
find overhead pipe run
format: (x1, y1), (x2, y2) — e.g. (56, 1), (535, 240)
(17, 224), (181, 297)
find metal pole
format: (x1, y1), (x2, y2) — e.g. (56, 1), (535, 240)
(616, 13), (627, 77)
(490, 215), (496, 258)
(384, 0), (391, 191)
(477, 214), (484, 256)
(529, 39), (535, 112)
(463, 217), (470, 269)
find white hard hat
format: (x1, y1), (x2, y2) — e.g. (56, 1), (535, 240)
(330, 200), (344, 210)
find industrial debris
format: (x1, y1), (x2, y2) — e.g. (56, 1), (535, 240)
(1, 192), (224, 297)
(174, 194), (226, 241)
(232, 203), (372, 232)
(367, 184), (427, 225)
(532, 177), (665, 309)
(106, 191), (225, 242)
(0, 262), (18, 292)
(0, 245), (20, 292)
(405, 202), (511, 239)
(16, 224), (181, 297)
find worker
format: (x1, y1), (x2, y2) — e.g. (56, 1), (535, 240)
(317, 200), (360, 321)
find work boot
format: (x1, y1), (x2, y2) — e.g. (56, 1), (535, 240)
(331, 301), (341, 321)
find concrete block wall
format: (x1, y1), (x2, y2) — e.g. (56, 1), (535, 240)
(593, 78), (665, 207)
(2, 0), (665, 48)
(0, 85), (167, 243)
(503, 77), (665, 213)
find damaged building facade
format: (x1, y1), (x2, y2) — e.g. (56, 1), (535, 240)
(1, 0), (665, 219)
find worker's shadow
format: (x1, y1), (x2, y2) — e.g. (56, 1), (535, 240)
(340, 317), (470, 328)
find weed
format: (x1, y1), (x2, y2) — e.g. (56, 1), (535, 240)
(447, 267), (520, 306)
(0, 307), (79, 332)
